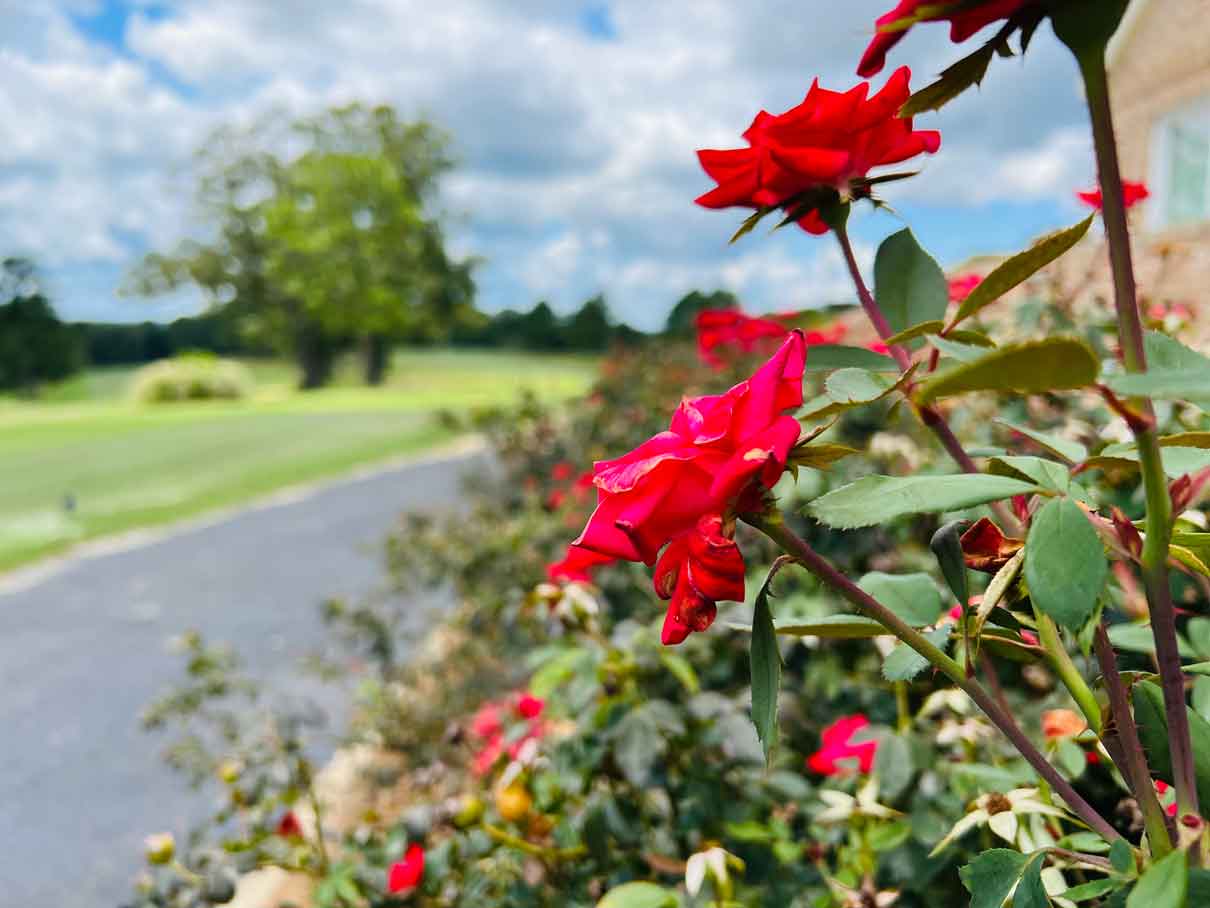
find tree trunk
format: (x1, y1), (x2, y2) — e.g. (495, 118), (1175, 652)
(362, 333), (390, 386)
(297, 328), (335, 390)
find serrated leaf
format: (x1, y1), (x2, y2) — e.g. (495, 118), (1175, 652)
(960, 848), (1031, 908)
(997, 419), (1088, 464)
(1107, 622), (1195, 659)
(1109, 837), (1134, 873)
(874, 228), (948, 338)
(951, 215), (1095, 326)
(1024, 497), (1107, 630)
(929, 334), (991, 363)
(916, 338), (1099, 403)
(611, 711), (664, 787)
(802, 343), (899, 372)
(1126, 848), (1186, 908)
(882, 625), (950, 681)
(802, 367), (911, 419)
(597, 881), (677, 908)
(750, 563), (784, 761)
(807, 473), (1038, 529)
(858, 571), (944, 627)
(900, 41), (996, 116)
(988, 455), (1083, 498)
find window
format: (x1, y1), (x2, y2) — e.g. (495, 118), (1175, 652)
(1151, 98), (1210, 229)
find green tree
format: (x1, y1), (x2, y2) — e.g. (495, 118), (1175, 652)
(663, 289), (739, 336)
(127, 104), (476, 388)
(0, 257), (83, 392)
(563, 294), (612, 351)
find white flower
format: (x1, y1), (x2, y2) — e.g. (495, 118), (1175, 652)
(930, 788), (1071, 856)
(687, 852), (730, 900)
(816, 778), (900, 825)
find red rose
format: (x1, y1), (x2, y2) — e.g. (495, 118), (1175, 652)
(275, 811), (302, 838)
(653, 514), (746, 645)
(388, 843), (425, 894)
(551, 461), (575, 482)
(546, 545), (615, 583)
(696, 68), (939, 233)
(1077, 180), (1149, 211)
(516, 693), (545, 719)
(858, 0), (1032, 78)
(574, 331), (807, 564)
(696, 309), (794, 367)
(472, 733), (504, 776)
(807, 714), (879, 775)
(948, 273), (982, 302)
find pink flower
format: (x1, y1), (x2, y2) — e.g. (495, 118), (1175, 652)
(653, 514), (746, 646)
(867, 341), (890, 354)
(695, 309), (794, 367)
(948, 273), (982, 302)
(516, 693), (545, 720)
(388, 843), (425, 894)
(574, 332), (807, 565)
(858, 0), (1033, 78)
(472, 733), (504, 776)
(470, 703), (503, 740)
(1077, 180), (1150, 211)
(808, 715), (879, 775)
(696, 68), (940, 233)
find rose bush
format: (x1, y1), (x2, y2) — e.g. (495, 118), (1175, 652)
(127, 4), (1210, 907)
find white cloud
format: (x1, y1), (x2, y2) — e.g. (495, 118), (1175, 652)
(0, 1), (1094, 327)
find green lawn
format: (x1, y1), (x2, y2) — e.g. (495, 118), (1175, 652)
(0, 349), (598, 571)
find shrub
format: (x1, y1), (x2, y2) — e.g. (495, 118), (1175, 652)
(129, 353), (254, 403)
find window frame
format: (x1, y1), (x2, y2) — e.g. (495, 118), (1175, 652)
(1149, 94), (1210, 231)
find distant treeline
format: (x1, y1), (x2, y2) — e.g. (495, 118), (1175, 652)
(74, 313), (271, 366)
(451, 296), (645, 351)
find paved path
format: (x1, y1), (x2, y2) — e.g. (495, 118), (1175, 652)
(0, 445), (482, 907)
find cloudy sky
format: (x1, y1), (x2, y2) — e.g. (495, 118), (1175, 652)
(1, 1), (1101, 330)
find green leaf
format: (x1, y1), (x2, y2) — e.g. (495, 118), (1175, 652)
(931, 519), (971, 614)
(858, 571), (943, 627)
(750, 564), (784, 761)
(802, 343), (898, 372)
(728, 206), (776, 244)
(1107, 622), (1195, 659)
(916, 338), (1099, 403)
(960, 848), (1031, 908)
(882, 625), (950, 682)
(899, 40), (997, 116)
(725, 614), (889, 639)
(951, 215), (1095, 326)
(874, 733), (915, 801)
(1126, 848), (1187, 908)
(1109, 838), (1134, 874)
(1145, 330), (1210, 371)
(530, 649), (593, 699)
(884, 319), (944, 347)
(802, 367), (908, 419)
(611, 711), (664, 788)
(1015, 853), (1052, 908)
(874, 228), (948, 339)
(1064, 878), (1122, 902)
(1193, 677), (1210, 722)
(1024, 497), (1107, 631)
(996, 419), (1088, 464)
(929, 334), (991, 363)
(1104, 370), (1210, 402)
(596, 882), (677, 908)
(1133, 680), (1210, 811)
(807, 473), (1038, 529)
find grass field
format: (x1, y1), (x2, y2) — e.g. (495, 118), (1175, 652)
(0, 349), (598, 572)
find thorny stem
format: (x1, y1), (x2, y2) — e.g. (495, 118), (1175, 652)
(746, 514), (1122, 844)
(1093, 623), (1174, 855)
(833, 223), (1020, 533)
(1080, 52), (1197, 817)
(483, 823), (587, 862)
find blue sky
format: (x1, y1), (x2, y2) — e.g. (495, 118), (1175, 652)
(0, 1), (1101, 329)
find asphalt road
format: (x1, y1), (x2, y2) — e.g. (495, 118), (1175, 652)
(0, 447), (480, 907)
